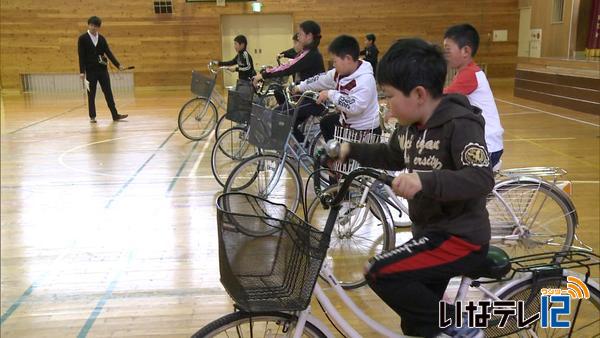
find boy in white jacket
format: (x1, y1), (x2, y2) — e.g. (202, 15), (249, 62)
(294, 35), (381, 141)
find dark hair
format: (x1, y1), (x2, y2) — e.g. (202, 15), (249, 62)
(328, 35), (360, 61)
(366, 33), (376, 43)
(234, 35), (248, 49)
(292, 33), (299, 41)
(299, 20), (321, 48)
(377, 38), (446, 98)
(444, 24), (480, 56)
(87, 16), (102, 27)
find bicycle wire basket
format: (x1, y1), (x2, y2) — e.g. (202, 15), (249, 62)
(225, 89), (253, 124)
(191, 70), (216, 98)
(216, 193), (330, 312)
(247, 103), (294, 152)
(333, 125), (388, 174)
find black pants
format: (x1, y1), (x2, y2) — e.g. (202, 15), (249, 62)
(319, 113), (382, 141)
(292, 102), (325, 143)
(365, 232), (488, 338)
(86, 70), (119, 119)
(490, 149), (504, 168)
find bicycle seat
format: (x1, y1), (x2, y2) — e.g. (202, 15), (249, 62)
(466, 246), (511, 280)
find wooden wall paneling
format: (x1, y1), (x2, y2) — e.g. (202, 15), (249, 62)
(0, 0), (520, 90)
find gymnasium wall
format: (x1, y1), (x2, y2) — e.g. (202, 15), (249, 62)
(529, 0), (576, 58)
(0, 0), (519, 90)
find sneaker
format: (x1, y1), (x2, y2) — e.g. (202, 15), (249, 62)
(436, 326), (484, 338)
(113, 114), (128, 121)
(90, 118), (97, 123)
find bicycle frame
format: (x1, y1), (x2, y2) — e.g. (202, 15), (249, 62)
(289, 256), (533, 338)
(290, 253), (587, 338)
(255, 92), (328, 197)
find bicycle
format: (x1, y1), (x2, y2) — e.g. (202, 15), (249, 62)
(193, 168), (600, 338)
(219, 107), (397, 288)
(221, 91), (330, 204)
(210, 83), (310, 187)
(178, 61), (231, 141)
(213, 81), (283, 140)
(213, 59), (292, 141)
(308, 138), (581, 289)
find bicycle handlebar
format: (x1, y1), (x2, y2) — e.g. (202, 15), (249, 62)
(314, 140), (394, 208)
(208, 61), (233, 75)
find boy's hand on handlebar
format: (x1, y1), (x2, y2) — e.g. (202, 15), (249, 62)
(392, 173), (422, 199)
(252, 74), (263, 87)
(291, 86), (301, 94)
(316, 90), (329, 105)
(338, 143), (351, 162)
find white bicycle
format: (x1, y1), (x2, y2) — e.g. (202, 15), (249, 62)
(307, 139), (582, 289)
(194, 168), (599, 338)
(178, 61), (231, 141)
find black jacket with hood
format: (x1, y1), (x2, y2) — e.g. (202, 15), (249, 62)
(348, 94), (494, 245)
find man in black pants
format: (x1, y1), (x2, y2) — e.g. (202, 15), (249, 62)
(78, 16), (128, 123)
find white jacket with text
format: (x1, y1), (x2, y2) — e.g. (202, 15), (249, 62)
(298, 61), (379, 130)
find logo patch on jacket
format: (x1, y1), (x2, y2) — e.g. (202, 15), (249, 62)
(460, 143), (490, 167)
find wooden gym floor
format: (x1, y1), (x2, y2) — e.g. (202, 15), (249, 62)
(1, 80), (598, 337)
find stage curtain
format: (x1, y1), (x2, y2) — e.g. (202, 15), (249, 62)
(585, 0), (600, 57)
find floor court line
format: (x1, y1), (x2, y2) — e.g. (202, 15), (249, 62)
(167, 141), (201, 192)
(77, 251), (134, 338)
(496, 98), (599, 128)
(504, 137), (576, 142)
(503, 131), (598, 169)
(7, 103), (86, 134)
(104, 128), (179, 208)
(0, 243), (76, 325)
(501, 111), (541, 116)
(187, 130), (216, 178)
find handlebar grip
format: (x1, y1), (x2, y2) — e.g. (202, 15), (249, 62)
(379, 173), (394, 187)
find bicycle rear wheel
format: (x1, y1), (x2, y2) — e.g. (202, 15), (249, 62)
(487, 178), (576, 259)
(193, 311), (326, 338)
(486, 272), (599, 337)
(211, 127), (258, 187)
(178, 97), (218, 141)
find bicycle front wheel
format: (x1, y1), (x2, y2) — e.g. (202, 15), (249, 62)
(192, 311), (327, 338)
(486, 272), (599, 338)
(487, 178), (576, 259)
(224, 154), (302, 214)
(211, 126), (258, 187)
(307, 180), (395, 289)
(178, 97), (218, 141)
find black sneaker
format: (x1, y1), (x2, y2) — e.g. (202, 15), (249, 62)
(90, 118), (97, 123)
(436, 324), (484, 338)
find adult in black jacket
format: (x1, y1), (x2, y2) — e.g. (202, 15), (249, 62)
(217, 35), (256, 82)
(359, 33), (379, 75)
(252, 20), (326, 141)
(78, 16), (127, 122)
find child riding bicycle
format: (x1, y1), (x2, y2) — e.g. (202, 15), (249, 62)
(337, 38), (494, 338)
